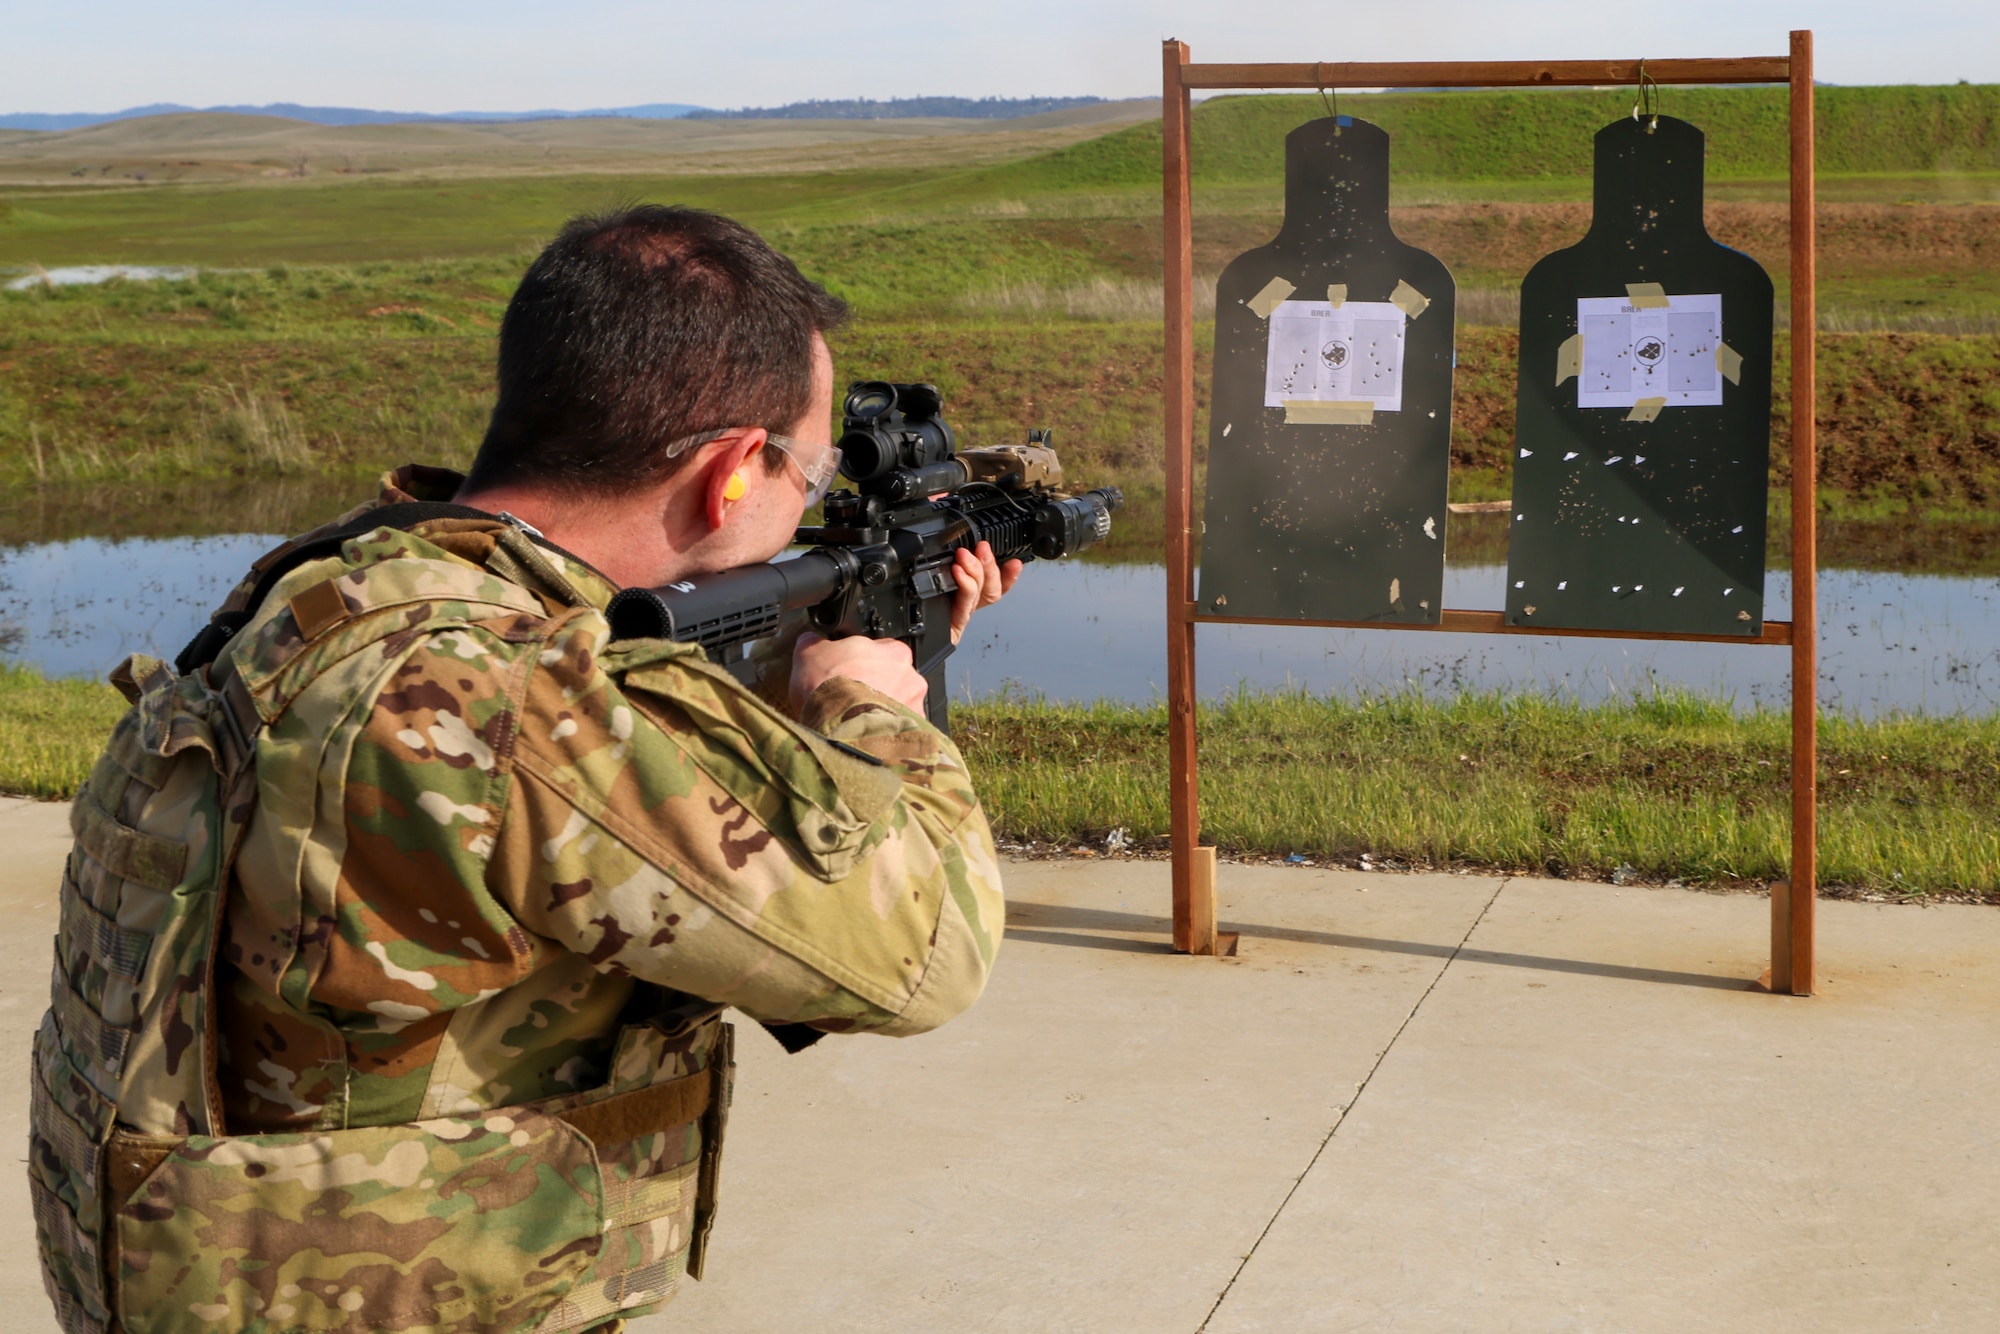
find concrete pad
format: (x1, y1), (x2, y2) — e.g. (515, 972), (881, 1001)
(648, 860), (1501, 1332)
(3, 803), (1995, 1333)
(0, 797), (71, 1331)
(1208, 879), (2000, 1331)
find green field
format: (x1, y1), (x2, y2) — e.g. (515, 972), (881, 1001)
(4, 265), (1997, 558)
(0, 663), (128, 799)
(5, 84), (1998, 259)
(2, 659), (1989, 897)
(980, 85), (2000, 195)
(957, 689), (2000, 899)
(2, 91), (1995, 888)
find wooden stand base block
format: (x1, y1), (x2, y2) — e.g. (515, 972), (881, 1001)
(1768, 879), (1791, 992)
(1766, 879), (1812, 996)
(1182, 846), (1220, 956)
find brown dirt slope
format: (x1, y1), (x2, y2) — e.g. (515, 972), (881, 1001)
(5, 326), (1994, 524)
(1073, 202), (2000, 286)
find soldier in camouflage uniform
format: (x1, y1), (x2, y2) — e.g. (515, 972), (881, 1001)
(31, 206), (1017, 1333)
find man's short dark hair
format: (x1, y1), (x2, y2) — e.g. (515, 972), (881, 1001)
(465, 205), (849, 496)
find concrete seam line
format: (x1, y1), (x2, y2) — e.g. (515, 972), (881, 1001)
(1194, 874), (1515, 1333)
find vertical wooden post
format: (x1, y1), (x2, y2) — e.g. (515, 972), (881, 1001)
(1778, 28), (1818, 996)
(1162, 40), (1210, 954)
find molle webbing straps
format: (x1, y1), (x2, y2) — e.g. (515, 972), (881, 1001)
(557, 1063), (713, 1146)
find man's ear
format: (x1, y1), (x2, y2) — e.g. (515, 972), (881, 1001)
(701, 431), (768, 531)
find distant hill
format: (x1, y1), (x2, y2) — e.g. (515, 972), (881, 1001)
(0, 96), (1140, 132)
(685, 97), (1112, 121)
(0, 102), (708, 132)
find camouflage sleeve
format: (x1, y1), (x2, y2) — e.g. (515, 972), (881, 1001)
(493, 610), (1005, 1038)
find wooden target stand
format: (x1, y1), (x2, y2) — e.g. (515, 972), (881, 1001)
(1162, 33), (1821, 994)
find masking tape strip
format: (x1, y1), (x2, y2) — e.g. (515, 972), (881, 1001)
(1247, 277), (1295, 319)
(1555, 333), (1583, 385)
(1390, 279), (1430, 319)
(1626, 396), (1666, 423)
(1716, 342), (1744, 384)
(1325, 284), (1347, 308)
(1285, 399), (1374, 426)
(1625, 282), (1669, 309)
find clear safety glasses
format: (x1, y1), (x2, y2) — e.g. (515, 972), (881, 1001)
(661, 427), (844, 506)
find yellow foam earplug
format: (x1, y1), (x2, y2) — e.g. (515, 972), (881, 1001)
(723, 472), (747, 502)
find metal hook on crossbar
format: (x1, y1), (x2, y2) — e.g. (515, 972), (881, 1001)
(1631, 58), (1660, 133)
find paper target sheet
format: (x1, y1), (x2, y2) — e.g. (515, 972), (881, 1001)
(1263, 300), (1407, 413)
(1576, 292), (1724, 409)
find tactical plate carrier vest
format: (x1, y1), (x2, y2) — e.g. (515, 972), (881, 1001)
(31, 512), (734, 1334)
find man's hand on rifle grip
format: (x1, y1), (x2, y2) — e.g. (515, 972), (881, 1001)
(791, 632), (930, 715)
(950, 541), (1025, 645)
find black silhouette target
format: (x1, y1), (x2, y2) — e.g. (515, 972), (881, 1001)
(1198, 116), (1456, 624)
(1503, 115), (1774, 637)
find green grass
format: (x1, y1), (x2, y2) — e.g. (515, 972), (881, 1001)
(0, 663), (127, 800)
(3, 662), (1988, 896)
(0, 170), (972, 267)
(975, 84), (2000, 197)
(957, 690), (2000, 899)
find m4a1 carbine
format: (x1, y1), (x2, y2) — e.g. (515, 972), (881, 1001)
(605, 380), (1122, 731)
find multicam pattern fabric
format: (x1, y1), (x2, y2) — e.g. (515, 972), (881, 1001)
(31, 644), (264, 1334)
(32, 465), (1006, 1334)
(112, 1109), (604, 1333)
(219, 470), (1004, 1129)
(106, 1012), (731, 1334)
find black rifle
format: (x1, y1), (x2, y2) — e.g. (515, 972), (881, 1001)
(606, 381), (1122, 731)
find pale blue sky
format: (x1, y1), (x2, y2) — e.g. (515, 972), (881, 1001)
(3, 1), (1994, 114)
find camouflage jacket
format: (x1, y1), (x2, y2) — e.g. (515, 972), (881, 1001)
(220, 465), (1006, 1132)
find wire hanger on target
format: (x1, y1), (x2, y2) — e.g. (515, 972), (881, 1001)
(1631, 58), (1660, 133)
(1316, 62), (1341, 133)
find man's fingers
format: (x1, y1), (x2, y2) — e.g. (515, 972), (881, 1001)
(949, 544), (1029, 645)
(950, 546), (997, 637)
(949, 553), (982, 641)
(954, 547), (986, 595)
(977, 544), (1004, 603)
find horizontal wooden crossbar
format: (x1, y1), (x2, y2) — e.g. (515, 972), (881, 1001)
(1185, 603), (1794, 647)
(1179, 57), (1791, 91)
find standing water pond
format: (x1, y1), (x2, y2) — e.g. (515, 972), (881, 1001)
(2, 490), (1993, 719)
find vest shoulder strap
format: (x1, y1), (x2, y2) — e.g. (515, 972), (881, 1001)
(174, 501), (496, 675)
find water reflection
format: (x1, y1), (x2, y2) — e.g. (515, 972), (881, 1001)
(4, 265), (197, 291)
(4, 534), (1995, 719)
(952, 563), (2000, 718)
(0, 535), (281, 678)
